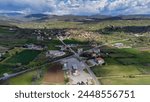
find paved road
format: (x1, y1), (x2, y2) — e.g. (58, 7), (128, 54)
(0, 68), (33, 81)
(57, 36), (100, 85)
(84, 39), (129, 53)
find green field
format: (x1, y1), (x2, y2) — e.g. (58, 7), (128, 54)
(92, 48), (150, 84)
(47, 39), (62, 50)
(18, 20), (150, 30)
(93, 65), (141, 77)
(0, 64), (15, 76)
(0, 27), (16, 35)
(8, 70), (39, 85)
(5, 50), (41, 65)
(100, 76), (150, 85)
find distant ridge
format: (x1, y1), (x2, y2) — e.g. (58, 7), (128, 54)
(25, 14), (49, 18)
(0, 13), (150, 22)
(0, 12), (24, 17)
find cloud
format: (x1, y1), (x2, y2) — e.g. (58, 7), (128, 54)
(0, 0), (150, 15)
(0, 0), (51, 14)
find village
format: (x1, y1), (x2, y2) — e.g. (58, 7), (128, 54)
(0, 27), (108, 85)
(0, 19), (150, 85)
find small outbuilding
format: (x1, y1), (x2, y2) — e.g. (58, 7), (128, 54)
(95, 57), (105, 65)
(46, 50), (65, 57)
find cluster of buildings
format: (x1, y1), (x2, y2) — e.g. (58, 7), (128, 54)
(61, 58), (86, 76)
(60, 57), (94, 85)
(82, 48), (105, 66)
(33, 30), (52, 41)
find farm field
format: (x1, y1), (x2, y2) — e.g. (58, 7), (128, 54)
(47, 39), (62, 50)
(93, 65), (141, 77)
(42, 64), (64, 85)
(0, 27), (16, 35)
(100, 76), (150, 85)
(92, 48), (150, 85)
(4, 50), (41, 65)
(0, 64), (15, 77)
(7, 70), (39, 85)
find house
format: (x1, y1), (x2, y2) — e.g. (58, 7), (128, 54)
(114, 43), (124, 48)
(87, 57), (105, 66)
(60, 45), (67, 51)
(92, 48), (101, 53)
(77, 48), (83, 54)
(72, 64), (79, 76)
(55, 45), (68, 51)
(63, 62), (68, 70)
(37, 36), (44, 41)
(0, 52), (5, 58)
(48, 37), (52, 40)
(87, 59), (97, 66)
(95, 57), (105, 65)
(46, 50), (65, 57)
(91, 53), (97, 58)
(61, 58), (86, 71)
(3, 73), (9, 77)
(9, 28), (16, 31)
(134, 34), (144, 37)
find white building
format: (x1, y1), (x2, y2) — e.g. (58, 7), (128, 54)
(113, 43), (124, 48)
(61, 58), (86, 71)
(0, 52), (5, 58)
(77, 48), (83, 54)
(72, 64), (79, 76)
(3, 73), (9, 77)
(46, 50), (65, 57)
(95, 57), (105, 65)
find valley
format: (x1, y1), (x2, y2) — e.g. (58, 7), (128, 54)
(0, 15), (150, 85)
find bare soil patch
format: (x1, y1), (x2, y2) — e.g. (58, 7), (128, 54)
(42, 64), (64, 84)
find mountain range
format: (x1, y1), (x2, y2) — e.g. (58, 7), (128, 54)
(0, 13), (150, 22)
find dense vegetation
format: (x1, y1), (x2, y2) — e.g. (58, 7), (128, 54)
(5, 50), (41, 65)
(0, 64), (15, 77)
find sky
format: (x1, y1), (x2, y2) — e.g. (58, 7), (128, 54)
(0, 0), (150, 16)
